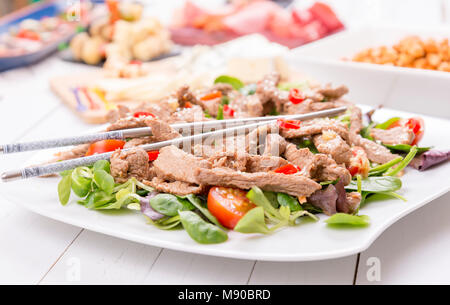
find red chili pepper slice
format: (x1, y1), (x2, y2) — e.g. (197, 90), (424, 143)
(223, 105), (235, 117)
(200, 91), (222, 101)
(347, 166), (359, 177)
(147, 150), (159, 161)
(288, 88), (305, 104)
(129, 60), (142, 65)
(133, 111), (156, 118)
(277, 119), (301, 129)
(274, 164), (299, 175)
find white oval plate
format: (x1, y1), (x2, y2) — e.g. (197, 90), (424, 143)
(0, 106), (449, 261)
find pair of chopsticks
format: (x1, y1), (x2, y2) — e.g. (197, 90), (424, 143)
(0, 107), (346, 182)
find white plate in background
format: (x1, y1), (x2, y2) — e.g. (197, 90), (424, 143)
(0, 105), (449, 262)
(289, 25), (450, 119)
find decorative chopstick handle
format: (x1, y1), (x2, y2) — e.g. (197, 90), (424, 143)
(1, 152), (114, 181)
(0, 130), (125, 154)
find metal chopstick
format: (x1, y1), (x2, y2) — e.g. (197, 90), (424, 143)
(0, 107), (346, 182)
(0, 106), (347, 154)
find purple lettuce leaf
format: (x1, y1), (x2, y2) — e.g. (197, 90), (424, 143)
(140, 191), (165, 221)
(410, 149), (450, 171)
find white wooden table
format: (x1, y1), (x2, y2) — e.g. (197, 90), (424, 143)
(0, 0), (449, 285)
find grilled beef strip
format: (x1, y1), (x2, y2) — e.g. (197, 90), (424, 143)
(143, 177), (206, 196)
(152, 145), (212, 185)
(313, 130), (352, 166)
(195, 167), (321, 198)
(284, 143), (351, 185)
(110, 147), (150, 183)
(280, 118), (349, 141)
(370, 127), (415, 145)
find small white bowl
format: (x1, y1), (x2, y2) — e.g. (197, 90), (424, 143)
(289, 25), (450, 119)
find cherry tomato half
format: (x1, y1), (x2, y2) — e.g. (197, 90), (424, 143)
(133, 111), (156, 118)
(85, 140), (125, 156)
(406, 117), (424, 145)
(387, 117), (424, 145)
(207, 186), (256, 229)
(277, 119), (301, 129)
(288, 88), (305, 104)
(147, 150), (159, 161)
(274, 164), (299, 175)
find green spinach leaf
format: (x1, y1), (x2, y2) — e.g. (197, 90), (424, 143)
(93, 169), (114, 195)
(277, 193), (301, 212)
(234, 207), (271, 234)
(58, 174), (72, 205)
(214, 75), (244, 90)
(326, 213), (370, 227)
(345, 176), (402, 193)
(179, 211), (228, 244)
(150, 194), (194, 216)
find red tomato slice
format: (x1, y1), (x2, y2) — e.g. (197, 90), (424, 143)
(147, 150), (159, 161)
(133, 111), (156, 118)
(406, 117), (424, 145)
(274, 164), (299, 175)
(288, 88), (305, 104)
(277, 119), (301, 129)
(207, 186), (256, 229)
(85, 140), (125, 156)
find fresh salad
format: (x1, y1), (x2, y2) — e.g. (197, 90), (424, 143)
(55, 73), (450, 244)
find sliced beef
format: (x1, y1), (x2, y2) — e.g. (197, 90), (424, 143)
(176, 85), (200, 108)
(106, 104), (131, 123)
(208, 151), (248, 171)
(307, 185), (338, 216)
(317, 84), (349, 99)
(123, 137), (154, 149)
(210, 83), (234, 95)
(310, 154), (351, 185)
(110, 147), (150, 183)
(280, 118), (349, 141)
(256, 72), (289, 112)
(313, 130), (352, 165)
(348, 105), (363, 134)
(244, 94), (264, 117)
(53, 143), (90, 161)
(133, 101), (175, 122)
(246, 124), (279, 155)
(143, 177), (205, 196)
(195, 167), (321, 197)
(283, 99), (337, 115)
(145, 118), (181, 141)
(263, 133), (287, 156)
(370, 127), (415, 145)
(153, 145), (212, 184)
(284, 143), (351, 185)
(349, 132), (398, 164)
(106, 117), (148, 131)
(246, 155), (288, 172)
(169, 105), (209, 123)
